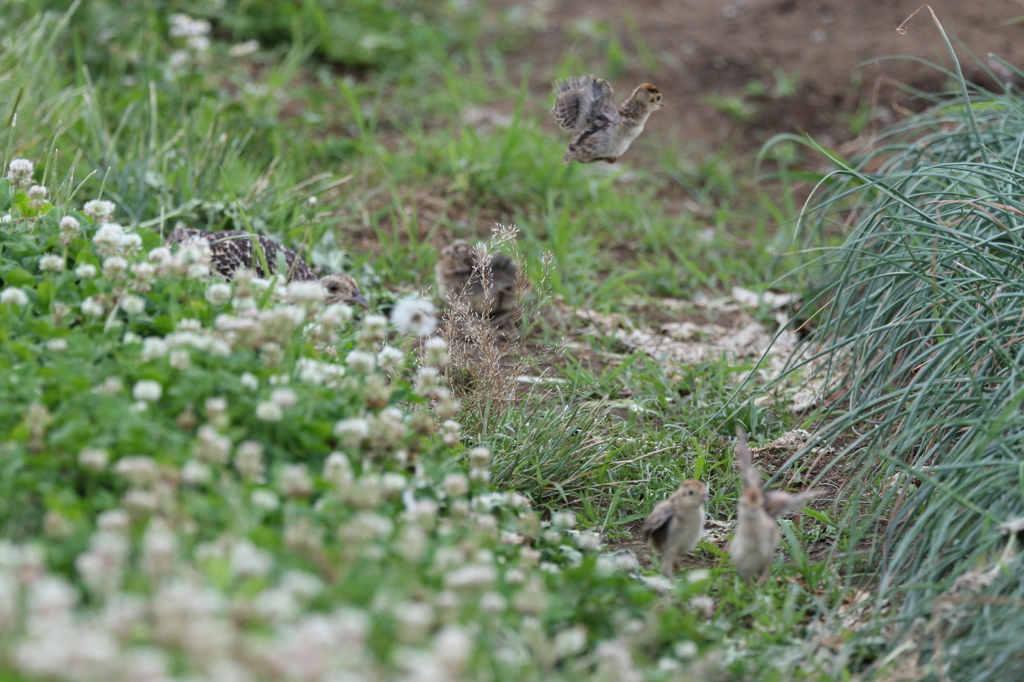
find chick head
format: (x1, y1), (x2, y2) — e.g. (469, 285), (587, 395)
(321, 274), (368, 308)
(635, 83), (664, 110)
(677, 479), (709, 507)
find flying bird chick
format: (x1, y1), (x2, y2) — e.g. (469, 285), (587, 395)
(551, 74), (664, 165)
(435, 240), (519, 318)
(641, 479), (709, 576)
(729, 427), (823, 585)
(167, 227), (368, 307)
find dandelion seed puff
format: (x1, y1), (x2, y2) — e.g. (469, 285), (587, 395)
(391, 298), (437, 336)
(1, 287), (29, 307)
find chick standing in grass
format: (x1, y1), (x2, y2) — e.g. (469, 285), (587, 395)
(551, 74), (664, 165)
(729, 427), (823, 585)
(435, 240), (519, 318)
(641, 479), (709, 576)
(167, 227), (368, 307)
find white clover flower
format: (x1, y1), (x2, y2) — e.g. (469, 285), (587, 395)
(444, 563), (498, 592)
(553, 626), (588, 659)
(78, 448), (109, 471)
(322, 452), (352, 487)
(140, 337), (168, 361)
(75, 263), (97, 279)
(333, 417), (369, 448)
(360, 314), (388, 342)
(552, 511), (577, 530)
(576, 532), (602, 552)
(287, 280), (324, 306)
(0, 287), (29, 307)
(39, 255), (64, 272)
(440, 419), (461, 447)
(81, 297), (106, 317)
(270, 387), (298, 410)
(7, 158), (34, 188)
(234, 441), (265, 482)
(319, 302), (353, 328)
(168, 349), (191, 370)
(0, 215), (9, 223)
(119, 233), (143, 256)
(141, 518), (178, 579)
(83, 200), (115, 223)
(442, 473), (469, 498)
(132, 380), (162, 402)
(240, 372), (259, 391)
(102, 256), (128, 279)
(278, 464), (312, 498)
(228, 39), (260, 57)
(177, 318), (202, 332)
(423, 336), (448, 368)
(181, 460), (212, 485)
(414, 367), (440, 396)
(123, 331), (141, 344)
(193, 425), (231, 464)
(376, 345), (404, 372)
(92, 223), (125, 256)
(148, 246), (170, 263)
(255, 401), (282, 422)
(230, 539), (274, 579)
(345, 350), (376, 373)
(391, 298), (438, 337)
(59, 215), (80, 236)
(205, 283), (232, 306)
(45, 338), (68, 352)
(468, 447), (491, 469)
(113, 456), (159, 487)
(120, 295), (145, 315)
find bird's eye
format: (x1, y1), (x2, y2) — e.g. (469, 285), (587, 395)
(327, 284), (338, 292)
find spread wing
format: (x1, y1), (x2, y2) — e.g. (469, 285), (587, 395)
(734, 426), (763, 493)
(640, 498), (676, 547)
(551, 75), (620, 132)
(763, 489), (824, 519)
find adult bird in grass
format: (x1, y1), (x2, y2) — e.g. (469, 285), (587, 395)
(166, 227), (368, 307)
(551, 74), (664, 165)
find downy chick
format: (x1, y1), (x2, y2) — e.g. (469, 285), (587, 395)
(551, 74), (664, 165)
(435, 240), (519, 317)
(641, 479), (709, 576)
(729, 427), (823, 584)
(167, 227), (368, 307)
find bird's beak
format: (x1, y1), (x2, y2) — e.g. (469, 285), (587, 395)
(348, 290), (370, 309)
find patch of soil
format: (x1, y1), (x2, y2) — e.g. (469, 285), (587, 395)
(495, 0), (1024, 153)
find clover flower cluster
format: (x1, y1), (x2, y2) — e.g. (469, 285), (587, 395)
(0, 156), (708, 680)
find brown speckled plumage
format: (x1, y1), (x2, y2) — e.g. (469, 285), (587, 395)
(167, 227), (368, 307)
(435, 240), (519, 317)
(551, 74), (664, 165)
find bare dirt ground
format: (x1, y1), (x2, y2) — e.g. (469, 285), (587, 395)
(497, 0), (1024, 153)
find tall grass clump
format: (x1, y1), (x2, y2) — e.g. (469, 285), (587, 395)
(782, 61), (1024, 678)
